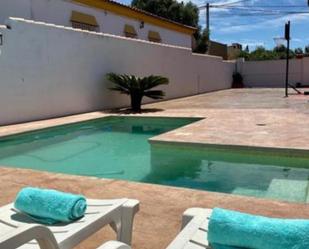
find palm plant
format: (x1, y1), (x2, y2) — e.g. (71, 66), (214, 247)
(106, 73), (169, 112)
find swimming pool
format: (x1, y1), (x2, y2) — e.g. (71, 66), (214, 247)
(1, 116), (309, 203)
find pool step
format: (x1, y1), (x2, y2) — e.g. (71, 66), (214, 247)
(305, 185), (309, 203)
(232, 187), (266, 198)
(266, 179), (309, 203)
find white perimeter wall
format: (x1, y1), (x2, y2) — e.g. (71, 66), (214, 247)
(0, 0), (192, 48)
(238, 58), (309, 87)
(0, 18), (234, 125)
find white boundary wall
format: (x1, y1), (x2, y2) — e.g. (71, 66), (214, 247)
(0, 0), (192, 48)
(0, 18), (234, 125)
(238, 57), (309, 88)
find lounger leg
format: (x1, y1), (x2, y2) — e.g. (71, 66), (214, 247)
(117, 199), (139, 245)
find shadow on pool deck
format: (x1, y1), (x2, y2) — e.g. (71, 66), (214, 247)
(106, 108), (165, 114)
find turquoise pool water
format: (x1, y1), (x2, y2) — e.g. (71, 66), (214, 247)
(1, 116), (309, 203)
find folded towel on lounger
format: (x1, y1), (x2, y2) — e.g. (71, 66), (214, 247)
(208, 208), (309, 249)
(14, 187), (87, 225)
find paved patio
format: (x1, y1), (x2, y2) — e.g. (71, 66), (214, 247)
(2, 88), (309, 151)
(144, 88), (309, 152)
(1, 88), (309, 249)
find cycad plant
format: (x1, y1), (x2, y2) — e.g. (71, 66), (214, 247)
(106, 73), (169, 112)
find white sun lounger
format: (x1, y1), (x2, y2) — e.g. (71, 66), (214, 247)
(166, 208), (212, 249)
(97, 241), (131, 249)
(98, 208), (212, 249)
(0, 198), (139, 249)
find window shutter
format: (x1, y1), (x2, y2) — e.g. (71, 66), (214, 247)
(70, 11), (99, 31)
(148, 31), (161, 43)
(124, 24), (137, 38)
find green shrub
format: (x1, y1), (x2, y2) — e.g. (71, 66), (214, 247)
(106, 73), (169, 112)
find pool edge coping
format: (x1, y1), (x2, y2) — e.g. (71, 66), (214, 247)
(2, 112), (309, 157)
(149, 138), (309, 158)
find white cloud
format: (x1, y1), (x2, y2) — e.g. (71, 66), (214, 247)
(142, 0), (308, 48)
(218, 37), (265, 47)
(240, 41), (265, 47)
(216, 13), (309, 34)
(176, 0), (309, 32)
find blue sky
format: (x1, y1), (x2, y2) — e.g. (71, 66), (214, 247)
(118, 0), (309, 50)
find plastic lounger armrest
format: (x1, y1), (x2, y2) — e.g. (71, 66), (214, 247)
(181, 208), (206, 229)
(0, 224), (60, 249)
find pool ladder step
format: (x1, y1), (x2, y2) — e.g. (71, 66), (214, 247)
(305, 181), (309, 203)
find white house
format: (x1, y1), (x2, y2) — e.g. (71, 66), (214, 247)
(0, 0), (196, 48)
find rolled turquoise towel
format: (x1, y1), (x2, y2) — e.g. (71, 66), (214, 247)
(210, 244), (241, 249)
(14, 187), (87, 225)
(208, 208), (309, 249)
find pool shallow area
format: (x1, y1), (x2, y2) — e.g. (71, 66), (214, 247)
(150, 145), (309, 203)
(1, 116), (309, 203)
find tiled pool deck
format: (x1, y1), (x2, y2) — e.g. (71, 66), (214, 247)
(1, 88), (309, 249)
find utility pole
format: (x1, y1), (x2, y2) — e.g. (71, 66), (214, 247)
(285, 21), (291, 97)
(199, 3), (210, 38)
(206, 2), (210, 34)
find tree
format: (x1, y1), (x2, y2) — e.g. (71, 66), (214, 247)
(244, 45), (249, 53)
(193, 28), (209, 54)
(180, 2), (199, 27)
(294, 48), (303, 54)
(273, 45), (286, 53)
(107, 73), (169, 112)
(131, 0), (199, 27)
(131, 0), (208, 53)
(305, 45), (309, 54)
(272, 45), (287, 59)
(238, 50), (250, 60)
(249, 46), (277, 61)
(237, 45), (299, 61)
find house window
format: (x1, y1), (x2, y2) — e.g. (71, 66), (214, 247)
(148, 31), (161, 43)
(124, 24), (137, 38)
(70, 11), (99, 32)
